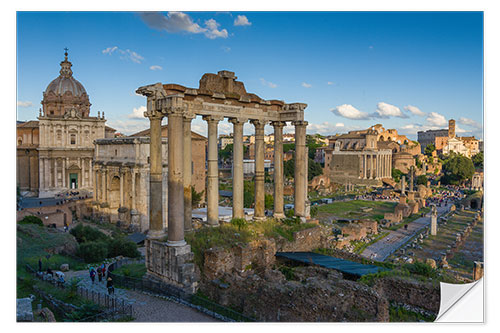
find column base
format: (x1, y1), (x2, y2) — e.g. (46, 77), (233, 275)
(166, 239), (187, 247)
(145, 239), (199, 294)
(147, 229), (166, 240)
(253, 216), (266, 221)
(273, 213), (285, 220)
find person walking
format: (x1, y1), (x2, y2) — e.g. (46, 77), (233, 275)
(89, 267), (96, 284)
(106, 277), (114, 295)
(97, 266), (103, 282)
(101, 264), (107, 279)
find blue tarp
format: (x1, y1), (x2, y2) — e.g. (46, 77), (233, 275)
(276, 252), (387, 277)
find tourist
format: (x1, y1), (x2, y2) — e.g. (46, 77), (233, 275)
(97, 266), (103, 282)
(89, 267), (96, 284)
(101, 263), (107, 279)
(106, 277), (114, 295)
(38, 258), (42, 272)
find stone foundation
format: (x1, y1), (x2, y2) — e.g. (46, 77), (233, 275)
(145, 239), (199, 293)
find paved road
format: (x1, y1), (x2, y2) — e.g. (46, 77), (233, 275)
(361, 203), (451, 262)
(65, 269), (218, 322)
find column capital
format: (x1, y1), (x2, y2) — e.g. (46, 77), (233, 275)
(271, 121), (287, 128)
(292, 120), (308, 127)
(250, 119), (266, 128)
(228, 117), (248, 125)
(202, 115), (224, 123)
(183, 112), (196, 121)
(144, 110), (164, 121)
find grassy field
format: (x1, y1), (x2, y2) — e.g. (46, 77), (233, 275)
(410, 210), (483, 280)
(113, 263), (147, 279)
(17, 223), (87, 273)
(316, 200), (397, 222)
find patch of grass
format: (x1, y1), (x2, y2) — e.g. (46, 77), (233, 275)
(317, 200), (396, 221)
(278, 265), (297, 280)
(389, 303), (436, 322)
(113, 263), (146, 279)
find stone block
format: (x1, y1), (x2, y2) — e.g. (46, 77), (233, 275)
(60, 264), (69, 271)
(17, 298), (33, 322)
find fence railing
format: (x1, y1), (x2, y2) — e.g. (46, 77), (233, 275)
(25, 264), (133, 320)
(108, 259), (255, 322)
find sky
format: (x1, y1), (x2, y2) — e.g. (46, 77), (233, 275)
(16, 11), (484, 139)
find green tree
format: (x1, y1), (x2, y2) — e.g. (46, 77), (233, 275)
(392, 168), (404, 182)
(243, 180), (255, 208)
(416, 174), (428, 185)
(472, 152), (483, 169)
(219, 143), (233, 161)
(441, 155), (475, 185)
(283, 143), (295, 153)
(265, 194), (274, 210)
(308, 158), (323, 181)
(284, 158), (295, 179)
(424, 144), (436, 157)
(18, 215), (44, 227)
(192, 187), (204, 207)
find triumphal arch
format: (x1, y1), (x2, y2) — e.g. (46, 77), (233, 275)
(136, 70), (308, 292)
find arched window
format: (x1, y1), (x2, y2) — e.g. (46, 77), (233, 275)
(70, 134), (76, 145)
(17, 138), (22, 146)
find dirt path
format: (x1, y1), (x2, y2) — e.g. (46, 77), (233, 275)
(65, 269), (218, 322)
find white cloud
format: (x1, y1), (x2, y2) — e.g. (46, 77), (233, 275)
(305, 122), (353, 135)
(234, 15), (251, 26)
(335, 123), (344, 127)
(128, 106), (147, 119)
(221, 46), (231, 52)
(17, 101), (33, 107)
(301, 82), (312, 88)
(327, 81), (334, 85)
(331, 104), (370, 120)
(102, 46), (144, 64)
(404, 105), (426, 116)
(426, 112), (447, 127)
(372, 102), (408, 118)
(107, 119), (150, 135)
(149, 65), (163, 71)
(102, 46), (118, 55)
(139, 12), (228, 39)
(260, 78), (277, 89)
(458, 117), (482, 129)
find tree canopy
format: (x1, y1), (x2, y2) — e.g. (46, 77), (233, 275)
(441, 155), (475, 185)
(284, 156), (323, 181)
(472, 152), (483, 170)
(424, 143), (436, 157)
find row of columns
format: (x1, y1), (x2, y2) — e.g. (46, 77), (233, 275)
(146, 103), (309, 247)
(39, 157), (92, 190)
(359, 153), (391, 180)
(94, 166), (139, 211)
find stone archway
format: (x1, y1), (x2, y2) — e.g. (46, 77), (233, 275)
(109, 175), (120, 209)
(67, 164), (81, 189)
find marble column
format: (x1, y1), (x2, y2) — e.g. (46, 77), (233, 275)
(119, 169), (124, 207)
(82, 158), (86, 188)
(62, 159), (66, 188)
(230, 118), (246, 219)
(272, 121), (286, 219)
(358, 155), (363, 179)
(103, 169), (108, 202)
(203, 115), (223, 226)
(47, 158), (52, 189)
(363, 155), (367, 179)
(146, 110), (165, 238)
(167, 109), (186, 246)
(93, 168), (98, 201)
(131, 169), (136, 211)
(89, 161), (93, 189)
(252, 119), (266, 220)
(183, 114), (195, 231)
(293, 121), (308, 219)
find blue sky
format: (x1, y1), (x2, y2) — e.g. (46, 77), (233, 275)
(16, 11), (484, 139)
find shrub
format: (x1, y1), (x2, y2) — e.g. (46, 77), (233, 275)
(230, 218), (247, 231)
(18, 216), (44, 227)
(70, 224), (109, 243)
(310, 205), (318, 218)
(77, 241), (108, 263)
(107, 237), (140, 258)
(404, 261), (438, 278)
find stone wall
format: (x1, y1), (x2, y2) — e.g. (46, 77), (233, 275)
(201, 266), (389, 322)
(374, 276), (440, 313)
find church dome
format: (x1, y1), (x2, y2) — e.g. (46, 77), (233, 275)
(44, 51), (87, 97)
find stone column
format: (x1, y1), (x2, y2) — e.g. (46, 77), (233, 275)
(363, 155), (367, 179)
(167, 107), (186, 246)
(146, 110), (165, 239)
(131, 169), (136, 210)
(230, 118), (246, 219)
(293, 121), (308, 219)
(358, 155), (363, 178)
(370, 155), (374, 179)
(252, 119), (266, 220)
(62, 158), (66, 188)
(272, 121), (286, 219)
(401, 175), (406, 194)
(89, 161), (93, 189)
(183, 113), (195, 231)
(93, 168), (98, 201)
(430, 205), (438, 235)
(203, 115), (223, 226)
(102, 169), (107, 202)
(47, 158), (52, 189)
(39, 157), (45, 190)
(119, 169), (124, 207)
(81, 158), (86, 188)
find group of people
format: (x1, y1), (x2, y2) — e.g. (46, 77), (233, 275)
(89, 264), (114, 295)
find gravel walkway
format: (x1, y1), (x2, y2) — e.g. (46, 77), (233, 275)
(65, 269), (218, 322)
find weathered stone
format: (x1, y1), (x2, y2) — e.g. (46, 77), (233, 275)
(425, 259), (437, 269)
(17, 298), (34, 322)
(60, 264), (69, 271)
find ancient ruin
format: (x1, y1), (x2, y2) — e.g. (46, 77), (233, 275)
(136, 71), (309, 292)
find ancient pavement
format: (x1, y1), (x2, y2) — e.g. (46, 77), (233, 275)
(360, 203), (451, 262)
(65, 269), (218, 322)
